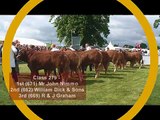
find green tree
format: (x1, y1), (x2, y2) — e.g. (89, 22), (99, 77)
(154, 16), (160, 29)
(140, 43), (147, 49)
(158, 45), (160, 49)
(123, 44), (134, 48)
(49, 15), (110, 47)
(154, 16), (160, 36)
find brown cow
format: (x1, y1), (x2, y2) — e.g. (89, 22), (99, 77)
(100, 51), (110, 74)
(117, 51), (127, 70)
(78, 49), (103, 78)
(63, 50), (83, 82)
(17, 48), (70, 83)
(106, 50), (126, 72)
(123, 51), (143, 68)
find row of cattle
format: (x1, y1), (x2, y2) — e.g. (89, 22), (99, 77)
(17, 49), (143, 83)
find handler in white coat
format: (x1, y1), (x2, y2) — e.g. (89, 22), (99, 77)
(2, 42), (18, 82)
(10, 44), (18, 82)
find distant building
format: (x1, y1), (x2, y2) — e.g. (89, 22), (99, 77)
(105, 41), (115, 50)
(105, 41), (127, 51)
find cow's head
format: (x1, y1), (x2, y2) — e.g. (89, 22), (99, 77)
(16, 48), (29, 62)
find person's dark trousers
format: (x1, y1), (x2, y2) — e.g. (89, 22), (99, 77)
(15, 60), (19, 75)
(11, 67), (18, 82)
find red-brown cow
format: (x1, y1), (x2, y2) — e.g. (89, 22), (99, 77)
(63, 50), (83, 82)
(78, 49), (103, 78)
(17, 48), (70, 83)
(100, 51), (110, 74)
(123, 51), (143, 68)
(106, 50), (126, 72)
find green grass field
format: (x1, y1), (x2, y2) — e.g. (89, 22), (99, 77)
(0, 64), (159, 105)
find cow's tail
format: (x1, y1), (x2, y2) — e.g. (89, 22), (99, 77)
(77, 54), (81, 69)
(63, 55), (70, 71)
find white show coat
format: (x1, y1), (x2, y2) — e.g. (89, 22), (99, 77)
(10, 45), (17, 68)
(1, 45), (17, 68)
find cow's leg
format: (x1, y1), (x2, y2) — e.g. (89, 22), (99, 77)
(31, 71), (37, 81)
(54, 69), (57, 76)
(94, 64), (100, 78)
(89, 64), (93, 71)
(133, 61), (136, 67)
(81, 65), (85, 75)
(61, 73), (65, 85)
(103, 62), (108, 74)
(70, 70), (73, 77)
(113, 64), (117, 72)
(140, 59), (144, 68)
(118, 60), (122, 70)
(106, 62), (110, 74)
(35, 71), (39, 76)
(83, 65), (87, 71)
(60, 72), (69, 85)
(120, 61), (124, 70)
(54, 68), (61, 80)
(57, 68), (62, 81)
(76, 69), (83, 83)
(65, 72), (69, 82)
(31, 71), (34, 81)
(130, 61), (134, 68)
(103, 63), (107, 74)
(122, 62), (125, 70)
(58, 67), (67, 84)
(44, 70), (48, 76)
(123, 61), (127, 69)
(60, 71), (69, 85)
(47, 70), (51, 80)
(113, 65), (116, 72)
(138, 60), (142, 69)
